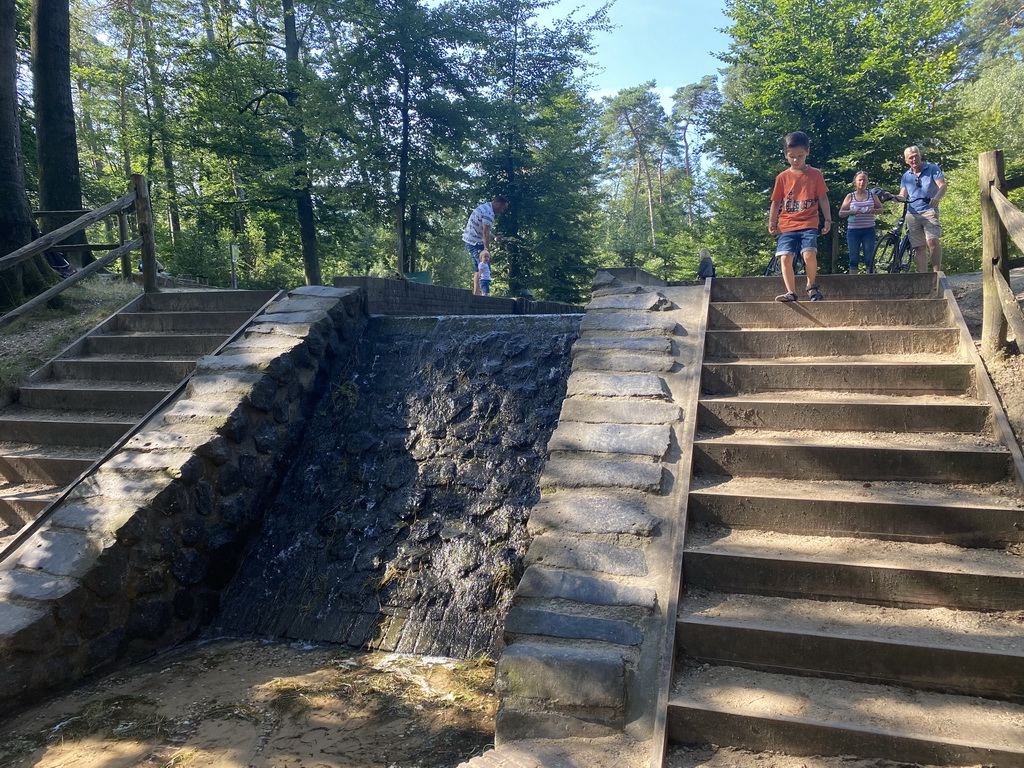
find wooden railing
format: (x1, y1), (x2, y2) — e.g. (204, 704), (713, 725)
(979, 150), (1024, 355)
(0, 174), (158, 331)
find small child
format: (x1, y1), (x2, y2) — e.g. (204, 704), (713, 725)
(768, 131), (831, 302)
(477, 250), (492, 296)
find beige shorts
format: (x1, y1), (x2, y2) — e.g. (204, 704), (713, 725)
(906, 208), (941, 248)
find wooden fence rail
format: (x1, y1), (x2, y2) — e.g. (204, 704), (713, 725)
(979, 150), (1024, 355)
(0, 174), (158, 329)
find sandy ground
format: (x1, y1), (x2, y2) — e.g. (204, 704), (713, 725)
(0, 640), (496, 768)
(1, 271), (1023, 768)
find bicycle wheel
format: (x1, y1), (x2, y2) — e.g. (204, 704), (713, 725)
(763, 253), (782, 277)
(873, 233), (899, 274)
(892, 237), (914, 273)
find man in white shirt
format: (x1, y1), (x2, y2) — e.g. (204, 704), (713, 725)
(462, 196), (508, 294)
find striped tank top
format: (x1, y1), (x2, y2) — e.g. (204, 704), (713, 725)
(848, 193), (876, 230)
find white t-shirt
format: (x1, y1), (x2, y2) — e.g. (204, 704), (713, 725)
(462, 202), (494, 245)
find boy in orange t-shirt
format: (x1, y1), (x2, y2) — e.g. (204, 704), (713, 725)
(768, 131), (832, 301)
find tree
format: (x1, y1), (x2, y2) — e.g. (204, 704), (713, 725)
(475, 0), (608, 298)
(33, 0), (91, 264)
(324, 0), (478, 275)
(0, 0), (57, 310)
(705, 0), (967, 273)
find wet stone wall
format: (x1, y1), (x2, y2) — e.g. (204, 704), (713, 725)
(214, 314), (580, 658)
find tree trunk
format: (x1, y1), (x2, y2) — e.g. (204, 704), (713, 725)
(140, 0), (181, 242)
(283, 0), (320, 286)
(32, 0), (90, 264)
(395, 64), (411, 274)
(1, 0), (57, 310)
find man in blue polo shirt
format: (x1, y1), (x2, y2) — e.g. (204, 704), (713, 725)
(896, 145), (947, 273)
(462, 196), (508, 294)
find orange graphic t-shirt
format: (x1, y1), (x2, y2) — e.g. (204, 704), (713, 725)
(772, 166), (828, 232)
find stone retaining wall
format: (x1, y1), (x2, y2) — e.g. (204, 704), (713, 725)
(495, 270), (708, 747)
(0, 286), (365, 716)
(334, 276), (580, 316)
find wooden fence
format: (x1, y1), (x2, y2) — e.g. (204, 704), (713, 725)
(0, 174), (158, 331)
(979, 150), (1024, 355)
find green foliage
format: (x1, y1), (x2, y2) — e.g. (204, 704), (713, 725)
(703, 0), (968, 275)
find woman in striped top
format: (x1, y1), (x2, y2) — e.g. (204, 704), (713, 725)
(839, 171), (884, 273)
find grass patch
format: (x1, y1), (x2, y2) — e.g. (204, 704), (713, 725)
(0, 694), (171, 766)
(0, 277), (141, 397)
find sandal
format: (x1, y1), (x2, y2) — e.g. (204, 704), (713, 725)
(806, 284), (824, 301)
(775, 291), (798, 302)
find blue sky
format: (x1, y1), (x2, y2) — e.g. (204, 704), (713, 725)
(540, 0), (732, 105)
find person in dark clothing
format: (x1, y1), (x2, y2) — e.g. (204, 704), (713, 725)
(697, 248), (715, 279)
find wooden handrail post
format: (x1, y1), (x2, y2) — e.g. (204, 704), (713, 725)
(979, 150), (1009, 356)
(117, 211), (131, 280)
(133, 174), (158, 293)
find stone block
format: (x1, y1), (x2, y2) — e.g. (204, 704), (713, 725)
(541, 458), (663, 493)
(588, 292), (675, 311)
(194, 351), (296, 383)
(525, 538), (648, 577)
(290, 285), (352, 301)
(573, 337), (672, 354)
(496, 641), (625, 708)
(527, 496), (660, 537)
(572, 352), (675, 373)
(560, 397), (682, 426)
(103, 451), (200, 482)
(49, 502), (136, 536)
(565, 372), (667, 399)
(0, 569), (79, 602)
(505, 607), (642, 645)
(495, 709), (621, 743)
(0, 601), (48, 652)
(547, 423), (671, 458)
(124, 427), (216, 454)
(579, 312), (678, 336)
(515, 566), (657, 609)
(186, 371), (263, 400)
(18, 529), (106, 579)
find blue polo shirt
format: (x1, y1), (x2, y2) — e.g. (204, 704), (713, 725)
(901, 162), (944, 214)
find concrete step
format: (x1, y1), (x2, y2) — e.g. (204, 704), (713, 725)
(705, 327), (961, 360)
(668, 664), (1024, 766)
(710, 273), (938, 303)
(702, 360), (974, 396)
(708, 299), (951, 330)
(682, 526), (1024, 611)
(693, 430), (1010, 484)
(678, 589), (1024, 700)
(0, 486), (53, 528)
(83, 333), (227, 358)
(0, 411), (135, 447)
(112, 310), (258, 334)
(137, 289), (277, 313)
(0, 445), (96, 485)
(17, 382), (171, 413)
(49, 358), (196, 384)
(688, 476), (1024, 546)
(698, 391), (990, 433)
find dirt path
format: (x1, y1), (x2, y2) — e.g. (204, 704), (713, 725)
(0, 640), (496, 768)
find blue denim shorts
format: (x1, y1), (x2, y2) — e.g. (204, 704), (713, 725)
(465, 243), (484, 270)
(776, 228), (819, 256)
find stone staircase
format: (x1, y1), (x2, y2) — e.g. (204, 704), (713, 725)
(667, 273), (1024, 765)
(0, 289), (278, 553)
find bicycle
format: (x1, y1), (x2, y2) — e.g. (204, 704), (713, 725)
(870, 187), (914, 274)
(763, 250), (805, 277)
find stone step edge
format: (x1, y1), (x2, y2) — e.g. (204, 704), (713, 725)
(667, 696), (1024, 766)
(676, 616), (1024, 699)
(683, 544), (1024, 581)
